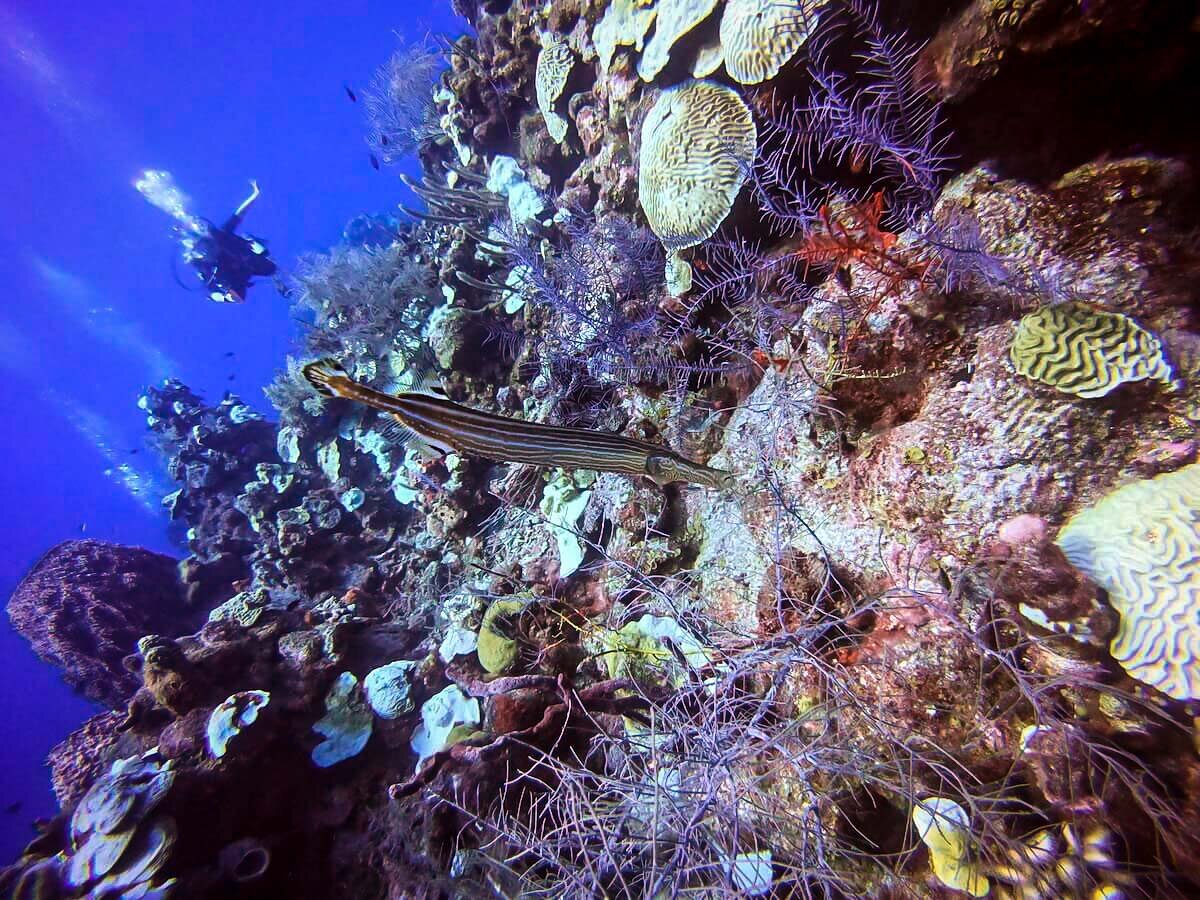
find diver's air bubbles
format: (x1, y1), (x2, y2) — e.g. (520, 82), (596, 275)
(135, 169), (204, 232)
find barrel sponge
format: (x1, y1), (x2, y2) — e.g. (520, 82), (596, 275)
(1009, 302), (1174, 398)
(536, 32), (574, 144)
(638, 79), (757, 252)
(719, 0), (825, 85)
(1055, 463), (1200, 700)
(637, 0), (719, 82)
(594, 0), (658, 73)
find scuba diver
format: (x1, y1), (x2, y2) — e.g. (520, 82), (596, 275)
(136, 171), (277, 303)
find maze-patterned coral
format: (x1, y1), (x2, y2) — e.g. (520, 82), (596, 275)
(1056, 464), (1200, 700)
(1010, 302), (1174, 398)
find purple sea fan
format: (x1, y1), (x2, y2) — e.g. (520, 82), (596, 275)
(363, 40), (446, 164)
(500, 213), (668, 385)
(759, 0), (953, 225)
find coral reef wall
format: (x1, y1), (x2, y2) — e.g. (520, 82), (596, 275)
(6, 0), (1200, 897)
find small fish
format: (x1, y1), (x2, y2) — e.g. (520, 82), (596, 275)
(380, 134), (389, 147)
(344, 84), (357, 103)
(369, 154), (380, 171)
(129, 448), (139, 455)
(835, 265), (854, 292)
(80, 522), (87, 533)
(223, 351), (236, 358)
(3, 801), (21, 815)
(302, 359), (735, 490)
(228, 374), (237, 381)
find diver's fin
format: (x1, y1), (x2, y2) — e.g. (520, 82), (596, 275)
(302, 358), (350, 397)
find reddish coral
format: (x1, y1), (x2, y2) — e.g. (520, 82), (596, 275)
(7, 540), (193, 708)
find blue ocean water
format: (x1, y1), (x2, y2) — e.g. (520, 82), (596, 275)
(0, 0), (458, 862)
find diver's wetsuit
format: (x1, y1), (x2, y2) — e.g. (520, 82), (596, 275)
(185, 182), (277, 303)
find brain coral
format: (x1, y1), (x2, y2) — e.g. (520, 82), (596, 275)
(638, 78), (757, 252)
(720, 0), (824, 84)
(1055, 463), (1200, 700)
(535, 32), (574, 143)
(1010, 301), (1175, 398)
(638, 0), (719, 82)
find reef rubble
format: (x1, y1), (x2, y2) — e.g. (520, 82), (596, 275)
(5, 0), (1200, 897)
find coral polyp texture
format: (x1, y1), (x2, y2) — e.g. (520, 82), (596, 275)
(719, 0), (822, 84)
(637, 78), (756, 251)
(1056, 464), (1200, 700)
(1010, 301), (1176, 398)
(7, 0), (1200, 896)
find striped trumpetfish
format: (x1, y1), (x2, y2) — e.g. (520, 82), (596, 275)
(302, 359), (735, 490)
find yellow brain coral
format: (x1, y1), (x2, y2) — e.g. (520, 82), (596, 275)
(720, 0), (824, 84)
(1055, 463), (1200, 700)
(638, 78), (757, 252)
(536, 33), (574, 144)
(638, 0), (719, 82)
(1010, 301), (1175, 398)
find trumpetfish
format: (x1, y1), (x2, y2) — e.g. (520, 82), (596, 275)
(302, 359), (735, 490)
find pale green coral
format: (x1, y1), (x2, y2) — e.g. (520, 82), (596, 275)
(363, 660), (419, 719)
(207, 588), (271, 627)
(1010, 302), (1175, 398)
(540, 469), (594, 577)
(638, 79), (757, 253)
(486, 155), (547, 231)
(66, 754), (177, 896)
(317, 439), (341, 482)
(719, 0), (823, 84)
(276, 425), (301, 464)
(1056, 463), (1200, 700)
(536, 32), (574, 143)
(207, 690), (270, 758)
(638, 0), (719, 82)
(602, 614), (709, 686)
(311, 672), (373, 767)
(594, 0), (657, 72)
(411, 685), (481, 768)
